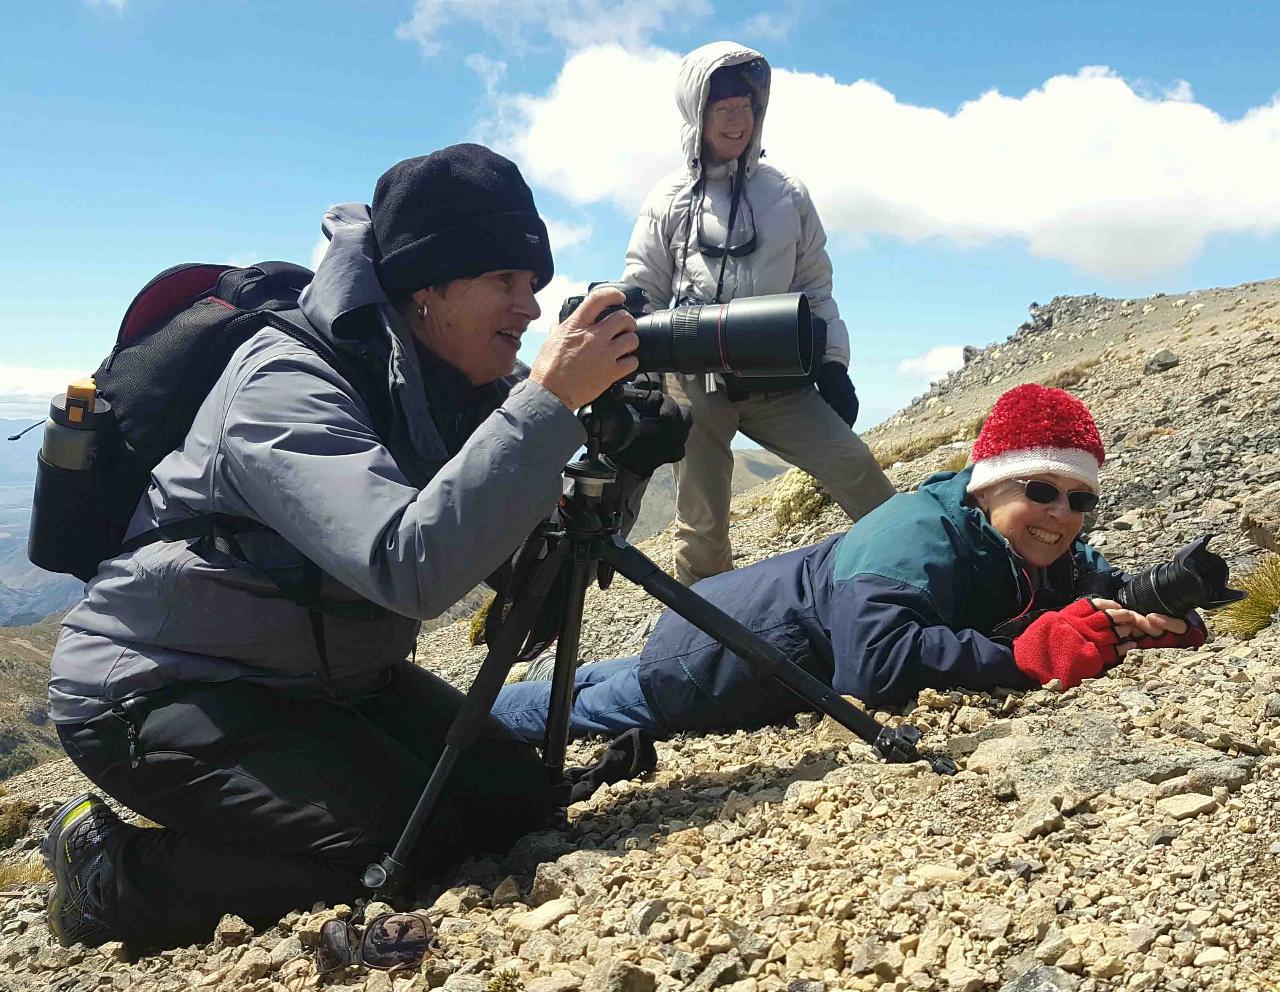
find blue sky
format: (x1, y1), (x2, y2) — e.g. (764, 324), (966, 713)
(4, 1), (1280, 432)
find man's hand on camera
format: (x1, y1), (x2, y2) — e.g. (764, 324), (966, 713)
(606, 378), (693, 477)
(531, 286), (640, 411)
(816, 361), (859, 427)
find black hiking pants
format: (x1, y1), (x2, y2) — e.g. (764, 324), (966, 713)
(56, 661), (553, 950)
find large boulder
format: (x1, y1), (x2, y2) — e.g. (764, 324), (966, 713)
(965, 712), (1226, 803)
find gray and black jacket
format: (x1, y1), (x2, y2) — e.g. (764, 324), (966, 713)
(49, 204), (585, 723)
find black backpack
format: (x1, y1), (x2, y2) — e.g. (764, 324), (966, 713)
(28, 261), (382, 583)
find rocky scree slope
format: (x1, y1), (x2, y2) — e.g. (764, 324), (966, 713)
(1, 278), (1279, 992)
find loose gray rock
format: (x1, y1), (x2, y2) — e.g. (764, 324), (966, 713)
(999, 965), (1079, 990)
(1144, 349), (1181, 374)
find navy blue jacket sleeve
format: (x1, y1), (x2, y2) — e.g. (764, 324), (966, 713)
(828, 574), (1038, 705)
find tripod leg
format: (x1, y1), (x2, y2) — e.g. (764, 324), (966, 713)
(541, 554), (594, 779)
(600, 537), (954, 773)
(363, 542), (570, 895)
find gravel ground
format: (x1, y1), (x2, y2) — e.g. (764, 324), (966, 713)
(1, 277), (1278, 992)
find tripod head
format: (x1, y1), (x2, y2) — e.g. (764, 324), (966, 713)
(576, 380), (655, 467)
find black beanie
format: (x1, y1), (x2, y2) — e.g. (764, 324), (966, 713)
(371, 143), (554, 300)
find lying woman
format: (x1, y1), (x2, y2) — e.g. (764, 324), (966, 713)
(492, 384), (1205, 742)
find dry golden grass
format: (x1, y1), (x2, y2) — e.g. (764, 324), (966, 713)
(0, 800), (38, 849)
(0, 859), (49, 888)
(873, 414), (985, 469)
(469, 596), (496, 647)
(941, 449), (970, 473)
(1040, 357), (1102, 391)
(1216, 555), (1280, 640)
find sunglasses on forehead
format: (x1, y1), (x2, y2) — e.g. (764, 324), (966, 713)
(1013, 478), (1100, 514)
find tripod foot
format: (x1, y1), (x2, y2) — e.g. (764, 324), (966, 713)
(362, 855), (406, 895)
(873, 724), (957, 775)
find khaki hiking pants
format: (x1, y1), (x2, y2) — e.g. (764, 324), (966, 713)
(665, 374), (896, 586)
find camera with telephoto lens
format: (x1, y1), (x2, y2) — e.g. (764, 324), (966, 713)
(558, 282), (815, 378)
(1116, 535), (1246, 616)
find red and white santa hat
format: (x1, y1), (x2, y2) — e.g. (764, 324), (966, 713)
(967, 383), (1105, 495)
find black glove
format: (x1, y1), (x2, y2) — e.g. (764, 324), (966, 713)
(605, 379), (693, 477)
(815, 361), (859, 428)
(557, 729), (659, 805)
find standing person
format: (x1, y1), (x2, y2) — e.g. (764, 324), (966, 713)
(621, 41), (896, 585)
(42, 144), (686, 952)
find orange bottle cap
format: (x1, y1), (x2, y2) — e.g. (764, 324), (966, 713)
(65, 378), (97, 425)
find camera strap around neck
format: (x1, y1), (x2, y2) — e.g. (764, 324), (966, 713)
(712, 157), (748, 305)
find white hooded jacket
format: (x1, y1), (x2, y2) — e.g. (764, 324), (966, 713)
(620, 41), (850, 378)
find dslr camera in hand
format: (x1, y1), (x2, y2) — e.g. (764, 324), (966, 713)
(1116, 535), (1246, 616)
(559, 281), (816, 378)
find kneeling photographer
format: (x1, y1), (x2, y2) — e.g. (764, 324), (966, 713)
(493, 384), (1232, 743)
(42, 144), (688, 952)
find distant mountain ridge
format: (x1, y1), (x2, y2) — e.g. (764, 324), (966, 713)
(627, 447), (791, 543)
(0, 420), (82, 627)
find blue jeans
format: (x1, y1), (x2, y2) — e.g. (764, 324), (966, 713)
(490, 655), (660, 743)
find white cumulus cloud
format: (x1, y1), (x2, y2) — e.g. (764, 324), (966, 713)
(310, 236), (330, 272)
(517, 273), (592, 368)
(544, 218), (593, 252)
(0, 366), (96, 420)
(488, 48), (1280, 280)
(896, 345), (965, 384)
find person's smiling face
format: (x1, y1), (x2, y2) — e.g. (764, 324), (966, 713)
(702, 97), (755, 164)
(411, 269), (540, 385)
(975, 472), (1093, 568)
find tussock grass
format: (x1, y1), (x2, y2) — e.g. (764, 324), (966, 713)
(873, 414), (985, 469)
(1040, 357), (1102, 391)
(1216, 554), (1280, 640)
(469, 596), (496, 647)
(0, 801), (38, 849)
(487, 970), (525, 992)
(772, 469), (830, 532)
(941, 449), (970, 473)
(0, 859), (49, 888)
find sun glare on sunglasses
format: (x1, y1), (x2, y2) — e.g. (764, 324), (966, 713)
(317, 913), (437, 976)
(1014, 478), (1099, 513)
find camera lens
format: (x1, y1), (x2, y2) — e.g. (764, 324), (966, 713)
(1115, 536), (1246, 616)
(634, 293), (813, 376)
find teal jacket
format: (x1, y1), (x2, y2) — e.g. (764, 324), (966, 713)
(824, 467), (1122, 701)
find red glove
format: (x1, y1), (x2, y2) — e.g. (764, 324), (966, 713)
(1132, 617), (1207, 651)
(1012, 599), (1121, 689)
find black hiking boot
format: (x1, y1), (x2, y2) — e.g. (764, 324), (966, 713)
(42, 793), (127, 947)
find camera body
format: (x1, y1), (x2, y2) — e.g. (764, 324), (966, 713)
(558, 282), (648, 326)
(559, 282), (815, 378)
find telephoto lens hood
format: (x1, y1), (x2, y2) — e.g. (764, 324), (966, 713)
(559, 282), (814, 378)
(1116, 535), (1247, 617)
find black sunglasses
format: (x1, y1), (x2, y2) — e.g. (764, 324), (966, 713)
(316, 912), (438, 978)
(1013, 478), (1100, 513)
(696, 192), (757, 259)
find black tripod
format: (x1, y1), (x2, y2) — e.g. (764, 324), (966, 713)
(363, 405), (956, 896)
